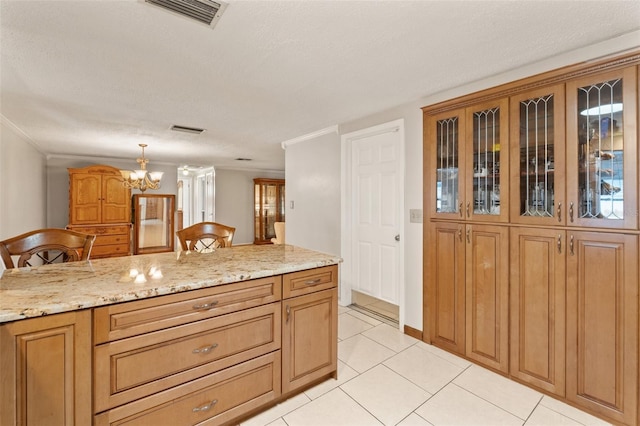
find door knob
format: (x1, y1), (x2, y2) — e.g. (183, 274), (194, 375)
(395, 234), (400, 242)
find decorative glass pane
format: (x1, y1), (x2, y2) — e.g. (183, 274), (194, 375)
(577, 79), (624, 220)
(435, 117), (459, 214)
(519, 95), (555, 217)
(472, 108), (501, 215)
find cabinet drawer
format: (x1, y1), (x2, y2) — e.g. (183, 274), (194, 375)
(91, 244), (130, 257)
(283, 265), (338, 298)
(94, 234), (130, 246)
(95, 303), (281, 412)
(94, 275), (282, 343)
(94, 351), (281, 426)
(67, 224), (131, 235)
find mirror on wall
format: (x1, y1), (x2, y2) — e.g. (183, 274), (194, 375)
(133, 194), (175, 254)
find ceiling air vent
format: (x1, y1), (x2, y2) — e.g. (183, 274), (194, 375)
(171, 124), (206, 134)
(144, 0), (227, 28)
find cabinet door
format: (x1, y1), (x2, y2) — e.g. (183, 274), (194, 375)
(282, 288), (338, 394)
(464, 224), (509, 372)
(510, 84), (566, 226)
(426, 221), (465, 354)
(465, 98), (509, 222)
(102, 174), (131, 223)
(566, 231), (638, 425)
(0, 311), (92, 426)
(566, 66), (637, 229)
(70, 172), (102, 224)
(425, 108), (466, 220)
(510, 227), (565, 396)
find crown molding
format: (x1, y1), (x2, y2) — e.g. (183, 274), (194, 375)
(280, 125), (339, 150)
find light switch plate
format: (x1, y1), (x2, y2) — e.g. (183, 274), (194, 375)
(409, 209), (423, 223)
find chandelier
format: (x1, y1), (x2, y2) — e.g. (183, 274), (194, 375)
(120, 144), (163, 192)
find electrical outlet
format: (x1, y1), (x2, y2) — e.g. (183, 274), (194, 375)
(409, 209), (423, 223)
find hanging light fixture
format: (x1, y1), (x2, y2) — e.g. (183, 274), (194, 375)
(120, 144), (164, 192)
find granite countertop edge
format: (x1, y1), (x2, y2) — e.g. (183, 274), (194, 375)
(0, 245), (342, 324)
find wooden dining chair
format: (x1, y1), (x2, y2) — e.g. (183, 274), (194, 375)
(0, 228), (96, 269)
(176, 222), (235, 252)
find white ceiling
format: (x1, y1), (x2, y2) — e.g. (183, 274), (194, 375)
(2, 0), (640, 171)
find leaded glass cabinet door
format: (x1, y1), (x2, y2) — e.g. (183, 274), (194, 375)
(427, 108), (466, 220)
(465, 99), (509, 222)
(566, 67), (637, 230)
(510, 84), (566, 226)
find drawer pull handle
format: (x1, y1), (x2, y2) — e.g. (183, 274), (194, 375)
(192, 399), (218, 413)
(304, 278), (322, 285)
(192, 343), (218, 354)
(192, 301), (219, 310)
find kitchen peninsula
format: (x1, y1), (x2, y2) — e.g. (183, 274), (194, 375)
(0, 244), (341, 425)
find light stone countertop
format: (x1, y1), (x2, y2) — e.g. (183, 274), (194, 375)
(0, 244), (341, 324)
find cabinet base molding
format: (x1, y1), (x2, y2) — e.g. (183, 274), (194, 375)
(403, 325), (423, 340)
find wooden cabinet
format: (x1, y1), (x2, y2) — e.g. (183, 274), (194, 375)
(426, 221), (465, 355)
(426, 221), (508, 373)
(282, 265), (338, 393)
(91, 266), (338, 425)
(426, 99), (509, 223)
(93, 276), (282, 417)
(66, 224), (130, 258)
(510, 227), (566, 396)
(566, 67), (638, 230)
(510, 84), (567, 226)
(0, 310), (92, 426)
(68, 165), (130, 225)
(68, 165), (131, 258)
(424, 53), (640, 424)
(254, 178), (285, 244)
(566, 231), (638, 425)
(464, 224), (509, 373)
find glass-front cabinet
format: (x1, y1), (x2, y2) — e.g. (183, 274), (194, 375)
(254, 178), (285, 244)
(567, 67), (637, 230)
(465, 99), (509, 222)
(427, 100), (508, 222)
(510, 84), (566, 225)
(429, 108), (465, 219)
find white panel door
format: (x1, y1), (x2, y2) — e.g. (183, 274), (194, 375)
(352, 129), (402, 304)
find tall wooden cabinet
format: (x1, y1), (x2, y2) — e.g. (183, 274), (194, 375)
(254, 178), (285, 244)
(424, 53), (640, 425)
(67, 165), (132, 258)
(425, 98), (510, 372)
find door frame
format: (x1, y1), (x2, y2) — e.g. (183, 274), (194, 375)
(340, 119), (406, 329)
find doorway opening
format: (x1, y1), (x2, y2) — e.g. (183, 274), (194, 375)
(177, 166), (215, 231)
(351, 290), (399, 326)
(341, 119), (405, 330)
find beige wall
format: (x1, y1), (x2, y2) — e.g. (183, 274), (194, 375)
(0, 119), (46, 241)
(214, 168), (285, 245)
(284, 132), (341, 256)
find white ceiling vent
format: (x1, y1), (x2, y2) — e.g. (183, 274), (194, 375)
(144, 0), (227, 28)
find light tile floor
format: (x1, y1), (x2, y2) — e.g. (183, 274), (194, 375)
(241, 305), (611, 426)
